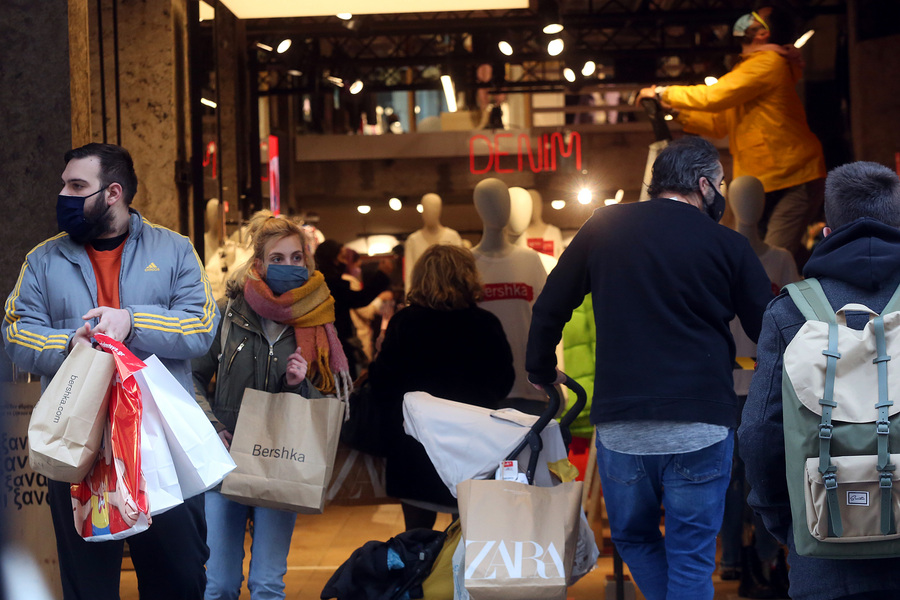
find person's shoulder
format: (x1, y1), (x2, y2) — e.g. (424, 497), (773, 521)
(137, 216), (193, 246)
(23, 232), (70, 262)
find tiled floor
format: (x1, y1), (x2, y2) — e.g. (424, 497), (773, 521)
(120, 502), (746, 599)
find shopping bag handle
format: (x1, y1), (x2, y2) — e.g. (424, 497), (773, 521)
(504, 373), (586, 484)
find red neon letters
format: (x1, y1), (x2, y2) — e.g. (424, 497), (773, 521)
(469, 132), (581, 175)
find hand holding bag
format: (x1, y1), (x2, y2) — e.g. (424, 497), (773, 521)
(28, 342), (115, 482)
(221, 388), (344, 513)
(457, 479), (583, 600)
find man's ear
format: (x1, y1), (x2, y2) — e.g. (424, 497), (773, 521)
(757, 28), (771, 44)
(106, 182), (124, 206)
(822, 226), (832, 238)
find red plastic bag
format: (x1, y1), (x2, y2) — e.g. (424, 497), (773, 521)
(70, 334), (151, 541)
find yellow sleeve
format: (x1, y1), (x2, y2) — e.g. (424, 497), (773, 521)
(677, 109), (729, 139)
(662, 52), (784, 113)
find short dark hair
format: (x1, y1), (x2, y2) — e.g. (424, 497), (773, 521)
(824, 161), (900, 229)
(64, 143), (138, 205)
(314, 239), (345, 280)
(647, 136), (721, 198)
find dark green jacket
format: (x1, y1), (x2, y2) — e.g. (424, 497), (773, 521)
(193, 294), (320, 434)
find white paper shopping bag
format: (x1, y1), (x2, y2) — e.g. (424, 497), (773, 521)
(134, 355), (235, 498)
(140, 391), (183, 515)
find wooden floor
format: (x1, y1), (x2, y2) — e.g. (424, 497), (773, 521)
(120, 502), (746, 600)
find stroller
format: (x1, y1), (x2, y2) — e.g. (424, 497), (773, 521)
(321, 375), (595, 600)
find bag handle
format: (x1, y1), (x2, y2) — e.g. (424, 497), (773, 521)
(834, 303), (878, 327)
(785, 279), (835, 324)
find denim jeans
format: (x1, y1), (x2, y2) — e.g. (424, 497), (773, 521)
(204, 490), (297, 600)
(596, 431), (733, 600)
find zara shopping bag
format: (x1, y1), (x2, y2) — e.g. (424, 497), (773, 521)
(134, 355), (235, 498)
(221, 388), (344, 513)
(28, 342), (115, 482)
(457, 479), (583, 600)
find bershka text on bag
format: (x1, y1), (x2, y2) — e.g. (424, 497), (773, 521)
(465, 539), (566, 580)
(53, 375), (78, 423)
(252, 444), (305, 462)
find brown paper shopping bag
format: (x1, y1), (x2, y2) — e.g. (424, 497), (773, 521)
(457, 479), (583, 600)
(28, 343), (115, 482)
(221, 388), (344, 513)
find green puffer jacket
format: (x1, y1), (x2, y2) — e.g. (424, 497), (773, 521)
(561, 294), (595, 439)
(192, 293), (321, 434)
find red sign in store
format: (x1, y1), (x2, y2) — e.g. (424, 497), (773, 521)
(469, 132), (581, 175)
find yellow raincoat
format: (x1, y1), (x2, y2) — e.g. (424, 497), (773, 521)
(662, 46), (825, 193)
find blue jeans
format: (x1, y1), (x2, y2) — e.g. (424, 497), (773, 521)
(204, 490), (297, 600)
(596, 432), (733, 600)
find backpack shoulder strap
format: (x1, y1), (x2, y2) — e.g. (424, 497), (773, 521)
(219, 298), (233, 357)
(881, 281), (900, 315)
(785, 278), (836, 324)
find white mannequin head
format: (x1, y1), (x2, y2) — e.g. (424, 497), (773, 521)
(527, 189), (544, 225)
(474, 178), (511, 231)
(507, 187), (533, 237)
(421, 193), (443, 228)
(205, 198), (221, 233)
(728, 175), (765, 227)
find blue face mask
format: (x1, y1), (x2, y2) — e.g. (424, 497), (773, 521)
(57, 186), (109, 244)
(266, 264), (309, 295)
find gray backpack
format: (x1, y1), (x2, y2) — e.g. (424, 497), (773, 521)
(783, 278), (900, 558)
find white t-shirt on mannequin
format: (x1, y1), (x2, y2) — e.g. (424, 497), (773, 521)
(517, 224), (564, 259)
(473, 246), (548, 402)
(404, 227), (462, 292)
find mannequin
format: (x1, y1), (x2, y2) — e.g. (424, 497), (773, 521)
(203, 198), (251, 300)
(472, 179), (549, 410)
(404, 193), (462, 292)
(507, 187), (558, 274)
(522, 189), (564, 259)
(725, 174), (799, 593)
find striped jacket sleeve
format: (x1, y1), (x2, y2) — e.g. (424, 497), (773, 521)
(3, 251), (74, 378)
(126, 240), (219, 361)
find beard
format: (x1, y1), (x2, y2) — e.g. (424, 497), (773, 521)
(70, 197), (115, 244)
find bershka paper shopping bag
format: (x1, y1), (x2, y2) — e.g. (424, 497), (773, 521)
(222, 388), (344, 513)
(457, 479), (583, 600)
(28, 342), (115, 482)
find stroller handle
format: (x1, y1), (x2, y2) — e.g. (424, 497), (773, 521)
(505, 373), (588, 484)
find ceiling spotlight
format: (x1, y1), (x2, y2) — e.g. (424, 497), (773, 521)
(255, 42), (273, 52)
(550, 200), (566, 210)
(794, 29), (815, 48)
(336, 13), (352, 20)
(416, 204), (424, 214)
(498, 41), (514, 56)
(581, 60), (596, 77)
(704, 76), (718, 86)
(615, 189), (624, 203)
(357, 205), (371, 215)
(389, 197), (402, 211)
(349, 79), (364, 95)
(577, 188), (592, 205)
(539, 0), (564, 35)
(326, 76), (345, 87)
(276, 39), (291, 53)
(543, 23), (564, 35)
(664, 114), (674, 121)
(547, 38), (565, 57)
(563, 68), (576, 83)
(287, 69), (302, 77)
(441, 75), (458, 113)
(200, 98), (217, 108)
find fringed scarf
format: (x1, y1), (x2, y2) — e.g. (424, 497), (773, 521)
(243, 268), (351, 402)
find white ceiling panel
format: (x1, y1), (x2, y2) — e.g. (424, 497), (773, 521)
(218, 0), (529, 19)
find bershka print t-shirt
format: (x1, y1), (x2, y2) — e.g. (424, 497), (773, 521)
(474, 247), (547, 402)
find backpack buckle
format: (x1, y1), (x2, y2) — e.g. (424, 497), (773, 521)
(818, 424), (833, 440)
(881, 472), (894, 489)
(877, 420), (891, 436)
(823, 472), (838, 490)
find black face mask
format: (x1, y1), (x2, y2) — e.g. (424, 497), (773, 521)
(704, 184), (726, 223)
(56, 187), (112, 244)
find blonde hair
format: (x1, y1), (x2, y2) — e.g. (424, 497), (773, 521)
(407, 245), (483, 310)
(227, 210), (314, 296)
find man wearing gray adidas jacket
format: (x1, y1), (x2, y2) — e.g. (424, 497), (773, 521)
(741, 161), (900, 599)
(3, 143), (219, 599)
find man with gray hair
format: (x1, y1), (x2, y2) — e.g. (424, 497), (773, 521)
(741, 161), (900, 600)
